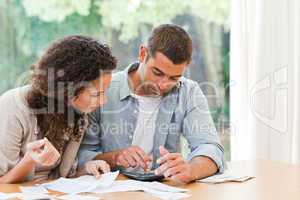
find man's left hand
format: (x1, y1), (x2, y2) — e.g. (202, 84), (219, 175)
(154, 146), (194, 184)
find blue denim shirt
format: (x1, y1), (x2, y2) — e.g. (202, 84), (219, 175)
(78, 63), (225, 173)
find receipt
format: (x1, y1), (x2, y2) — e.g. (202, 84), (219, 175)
(92, 180), (190, 200)
(144, 188), (191, 200)
(20, 185), (49, 194)
(0, 192), (53, 200)
(57, 194), (102, 200)
(42, 171), (119, 194)
(198, 171), (255, 184)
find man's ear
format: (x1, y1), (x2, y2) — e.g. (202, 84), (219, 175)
(138, 45), (148, 63)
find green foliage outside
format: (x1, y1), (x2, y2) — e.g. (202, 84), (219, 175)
(0, 0), (230, 160)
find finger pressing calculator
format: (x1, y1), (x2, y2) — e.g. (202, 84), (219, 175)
(118, 167), (165, 181)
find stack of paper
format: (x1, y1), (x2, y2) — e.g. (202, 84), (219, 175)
(0, 185), (53, 200)
(0, 192), (53, 200)
(41, 171), (119, 194)
(0, 192), (102, 200)
(92, 180), (191, 200)
(41, 177), (190, 200)
(1, 171), (190, 200)
(198, 171), (255, 184)
(20, 185), (49, 194)
(57, 194), (102, 200)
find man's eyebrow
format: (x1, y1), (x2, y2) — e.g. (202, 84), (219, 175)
(152, 67), (182, 78)
(171, 75), (182, 79)
(152, 67), (165, 74)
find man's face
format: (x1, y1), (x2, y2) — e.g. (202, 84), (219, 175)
(138, 46), (188, 96)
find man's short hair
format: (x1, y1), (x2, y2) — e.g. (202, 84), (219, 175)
(147, 24), (193, 64)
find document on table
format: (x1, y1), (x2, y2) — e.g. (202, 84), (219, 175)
(37, 172), (190, 200)
(92, 180), (188, 193)
(0, 192), (53, 200)
(0, 192), (102, 200)
(197, 170), (255, 184)
(0, 192), (16, 200)
(143, 188), (191, 200)
(1, 186), (51, 200)
(20, 185), (49, 194)
(57, 194), (102, 200)
(41, 171), (119, 194)
(92, 180), (190, 200)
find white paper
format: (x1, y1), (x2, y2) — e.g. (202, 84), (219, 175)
(92, 180), (188, 193)
(144, 188), (191, 200)
(0, 193), (7, 200)
(91, 180), (143, 193)
(42, 171), (119, 194)
(0, 192), (22, 200)
(20, 185), (49, 194)
(92, 180), (189, 200)
(198, 171), (255, 184)
(0, 192), (53, 200)
(57, 194), (102, 200)
(38, 171), (189, 200)
(42, 177), (88, 194)
(18, 193), (54, 200)
(0, 192), (15, 200)
(144, 181), (188, 193)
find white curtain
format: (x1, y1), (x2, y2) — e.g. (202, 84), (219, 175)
(230, 0), (300, 164)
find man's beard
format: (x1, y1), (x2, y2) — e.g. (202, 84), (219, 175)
(139, 81), (174, 97)
(144, 83), (161, 97)
(135, 81), (161, 97)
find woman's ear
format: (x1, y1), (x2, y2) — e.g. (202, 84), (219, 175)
(70, 96), (78, 108)
(138, 45), (148, 63)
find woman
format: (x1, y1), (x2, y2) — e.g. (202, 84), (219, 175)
(0, 35), (117, 183)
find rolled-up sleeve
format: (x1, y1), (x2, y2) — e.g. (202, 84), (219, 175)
(182, 83), (225, 173)
(78, 110), (103, 167)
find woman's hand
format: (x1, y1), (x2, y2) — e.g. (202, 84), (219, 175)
(0, 138), (60, 183)
(84, 160), (111, 179)
(26, 138), (60, 167)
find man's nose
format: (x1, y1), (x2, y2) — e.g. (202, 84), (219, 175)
(158, 77), (171, 90)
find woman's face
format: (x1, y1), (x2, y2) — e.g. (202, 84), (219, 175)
(71, 73), (112, 113)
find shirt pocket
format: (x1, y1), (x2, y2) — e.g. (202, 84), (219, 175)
(165, 123), (181, 152)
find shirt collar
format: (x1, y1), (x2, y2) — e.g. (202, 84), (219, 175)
(119, 62), (138, 100)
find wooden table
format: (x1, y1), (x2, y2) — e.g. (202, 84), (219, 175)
(0, 160), (300, 200)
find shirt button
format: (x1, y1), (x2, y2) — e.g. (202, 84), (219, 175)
(134, 110), (138, 114)
(129, 135), (133, 139)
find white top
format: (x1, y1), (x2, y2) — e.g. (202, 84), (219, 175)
(131, 94), (162, 155)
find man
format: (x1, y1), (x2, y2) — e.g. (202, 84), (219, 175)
(78, 24), (225, 183)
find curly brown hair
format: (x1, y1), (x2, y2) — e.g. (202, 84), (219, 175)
(27, 35), (117, 152)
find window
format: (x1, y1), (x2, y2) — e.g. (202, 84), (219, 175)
(0, 0), (230, 160)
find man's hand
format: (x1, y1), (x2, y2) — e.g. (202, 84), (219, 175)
(154, 146), (194, 184)
(116, 146), (152, 171)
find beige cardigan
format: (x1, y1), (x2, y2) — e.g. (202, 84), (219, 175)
(0, 86), (84, 181)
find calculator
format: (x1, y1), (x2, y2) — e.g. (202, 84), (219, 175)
(118, 167), (165, 182)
